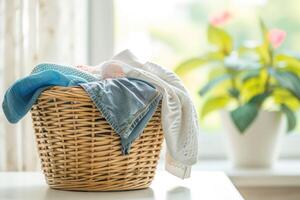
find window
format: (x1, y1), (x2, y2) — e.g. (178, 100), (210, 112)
(89, 0), (300, 159)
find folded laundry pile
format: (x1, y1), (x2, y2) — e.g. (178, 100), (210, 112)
(2, 50), (199, 179)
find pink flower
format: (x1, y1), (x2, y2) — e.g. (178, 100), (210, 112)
(209, 11), (232, 27)
(268, 29), (286, 48)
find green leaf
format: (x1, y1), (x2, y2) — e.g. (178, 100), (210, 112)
(281, 104), (297, 132)
(208, 25), (233, 55)
(258, 18), (272, 64)
(230, 103), (258, 133)
(224, 53), (261, 70)
(175, 58), (207, 76)
(175, 52), (224, 76)
(240, 69), (261, 82)
(228, 88), (240, 98)
(274, 54), (300, 67)
(249, 91), (272, 105)
(208, 67), (227, 80)
(274, 54), (300, 75)
(256, 45), (271, 65)
(259, 18), (269, 47)
(269, 68), (300, 99)
(238, 45), (270, 65)
(230, 92), (271, 133)
(199, 74), (231, 96)
(273, 88), (300, 111)
(200, 95), (231, 119)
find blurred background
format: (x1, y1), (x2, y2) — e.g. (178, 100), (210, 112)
(1, 1), (300, 199)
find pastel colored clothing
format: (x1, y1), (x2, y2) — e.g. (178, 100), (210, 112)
(85, 50), (200, 179)
(3, 63), (161, 154)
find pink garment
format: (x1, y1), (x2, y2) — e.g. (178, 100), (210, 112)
(76, 62), (125, 79)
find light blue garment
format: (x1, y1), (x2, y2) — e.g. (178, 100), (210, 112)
(3, 63), (161, 154)
(2, 70), (91, 123)
(3, 63), (99, 123)
(32, 63), (98, 82)
(80, 78), (162, 154)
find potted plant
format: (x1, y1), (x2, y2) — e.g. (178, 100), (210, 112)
(175, 14), (300, 168)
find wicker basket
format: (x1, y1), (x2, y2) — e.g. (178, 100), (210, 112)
(31, 86), (164, 191)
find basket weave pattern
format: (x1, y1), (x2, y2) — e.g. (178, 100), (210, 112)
(31, 86), (163, 191)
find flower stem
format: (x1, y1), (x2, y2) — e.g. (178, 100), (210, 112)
(264, 50), (273, 92)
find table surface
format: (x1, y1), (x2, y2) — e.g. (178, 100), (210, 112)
(0, 171), (244, 200)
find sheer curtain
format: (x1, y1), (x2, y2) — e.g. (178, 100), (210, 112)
(0, 0), (87, 171)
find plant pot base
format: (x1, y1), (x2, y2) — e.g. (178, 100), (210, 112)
(221, 110), (286, 169)
(231, 161), (275, 169)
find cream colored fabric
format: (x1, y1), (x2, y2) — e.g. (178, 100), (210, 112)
(0, 0), (87, 171)
(96, 50), (199, 179)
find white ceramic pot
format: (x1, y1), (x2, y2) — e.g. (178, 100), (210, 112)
(220, 110), (286, 168)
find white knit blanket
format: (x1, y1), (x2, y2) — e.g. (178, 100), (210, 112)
(96, 50), (199, 179)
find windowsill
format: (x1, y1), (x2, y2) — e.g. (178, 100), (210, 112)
(192, 159), (300, 187)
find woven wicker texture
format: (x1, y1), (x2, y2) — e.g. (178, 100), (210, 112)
(31, 86), (163, 191)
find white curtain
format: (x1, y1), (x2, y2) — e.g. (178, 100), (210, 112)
(0, 0), (87, 171)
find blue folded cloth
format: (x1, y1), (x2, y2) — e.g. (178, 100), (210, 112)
(80, 78), (162, 154)
(2, 63), (161, 154)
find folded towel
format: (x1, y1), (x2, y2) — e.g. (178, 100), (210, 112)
(85, 50), (199, 179)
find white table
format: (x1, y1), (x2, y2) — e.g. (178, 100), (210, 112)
(0, 171), (244, 200)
